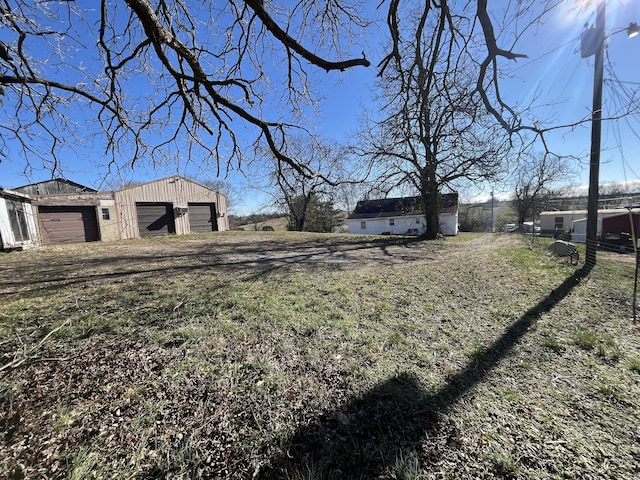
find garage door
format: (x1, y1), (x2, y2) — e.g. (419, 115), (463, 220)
(188, 203), (218, 232)
(38, 206), (99, 245)
(136, 203), (176, 237)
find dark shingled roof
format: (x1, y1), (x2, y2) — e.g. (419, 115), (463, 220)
(347, 193), (458, 220)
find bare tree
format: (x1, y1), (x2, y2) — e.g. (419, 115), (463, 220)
(0, 0), (370, 179)
(380, 1), (569, 138)
(512, 153), (572, 226)
(0, 0), (599, 190)
(265, 135), (343, 231)
(360, 1), (510, 239)
(197, 178), (241, 212)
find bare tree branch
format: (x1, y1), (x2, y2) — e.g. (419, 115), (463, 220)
(0, 0), (372, 182)
(244, 0), (370, 72)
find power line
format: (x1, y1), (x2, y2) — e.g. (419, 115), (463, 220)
(509, 37), (580, 74)
(601, 50), (640, 184)
(606, 79), (640, 86)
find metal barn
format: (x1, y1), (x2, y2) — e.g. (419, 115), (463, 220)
(9, 176), (228, 246)
(114, 176), (228, 239)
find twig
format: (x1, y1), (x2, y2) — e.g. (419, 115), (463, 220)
(0, 319), (70, 374)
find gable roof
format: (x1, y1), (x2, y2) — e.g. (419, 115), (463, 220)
(116, 175), (217, 193)
(348, 193), (458, 220)
(13, 178), (97, 195)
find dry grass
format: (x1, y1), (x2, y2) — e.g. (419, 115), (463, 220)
(235, 216), (290, 231)
(0, 231), (639, 479)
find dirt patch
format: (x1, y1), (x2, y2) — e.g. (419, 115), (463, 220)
(598, 250), (637, 268)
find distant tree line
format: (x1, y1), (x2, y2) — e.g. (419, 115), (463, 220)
(228, 194), (345, 234)
(228, 213), (282, 230)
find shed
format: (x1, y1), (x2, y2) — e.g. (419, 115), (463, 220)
(570, 218), (588, 244)
(12, 179), (112, 246)
(0, 188), (38, 249)
(347, 193), (458, 236)
(600, 211), (640, 251)
(114, 176), (228, 239)
(34, 192), (118, 245)
(13, 178), (97, 196)
(8, 176), (229, 246)
(602, 211), (640, 237)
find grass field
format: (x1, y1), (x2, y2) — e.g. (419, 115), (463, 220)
(234, 216), (289, 231)
(1, 232), (639, 479)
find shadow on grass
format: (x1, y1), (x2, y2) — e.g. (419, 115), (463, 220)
(0, 234), (430, 300)
(258, 267), (589, 479)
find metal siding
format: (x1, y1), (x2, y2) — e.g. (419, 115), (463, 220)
(539, 209), (630, 237)
(216, 193), (228, 231)
(136, 203), (176, 237)
(38, 206), (99, 245)
(115, 177), (228, 239)
(439, 212), (459, 236)
(188, 203), (218, 232)
(602, 213), (639, 235)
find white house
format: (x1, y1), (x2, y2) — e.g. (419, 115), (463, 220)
(347, 194), (459, 236)
(0, 188), (38, 249)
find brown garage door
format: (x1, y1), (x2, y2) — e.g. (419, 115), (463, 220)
(136, 203), (176, 237)
(188, 203), (218, 232)
(38, 206), (99, 245)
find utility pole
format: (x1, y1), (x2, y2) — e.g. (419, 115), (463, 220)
(490, 191), (494, 233)
(584, 1), (605, 270)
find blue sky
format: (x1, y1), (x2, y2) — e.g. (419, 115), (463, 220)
(1, 1), (639, 215)
(497, 0), (640, 191)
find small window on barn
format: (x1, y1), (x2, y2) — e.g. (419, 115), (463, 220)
(102, 208), (110, 220)
(554, 216), (563, 230)
(389, 219), (395, 226)
(360, 221), (366, 229)
(416, 218), (420, 224)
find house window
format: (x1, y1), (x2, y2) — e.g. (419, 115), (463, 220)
(389, 219), (395, 226)
(554, 216), (563, 230)
(6, 200), (30, 242)
(416, 218), (421, 224)
(360, 221), (366, 229)
(102, 208), (110, 220)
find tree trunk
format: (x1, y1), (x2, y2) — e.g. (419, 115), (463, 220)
(421, 170), (440, 240)
(517, 197), (531, 228)
(423, 199), (440, 239)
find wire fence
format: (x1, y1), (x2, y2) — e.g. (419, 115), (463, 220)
(523, 231), (638, 322)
